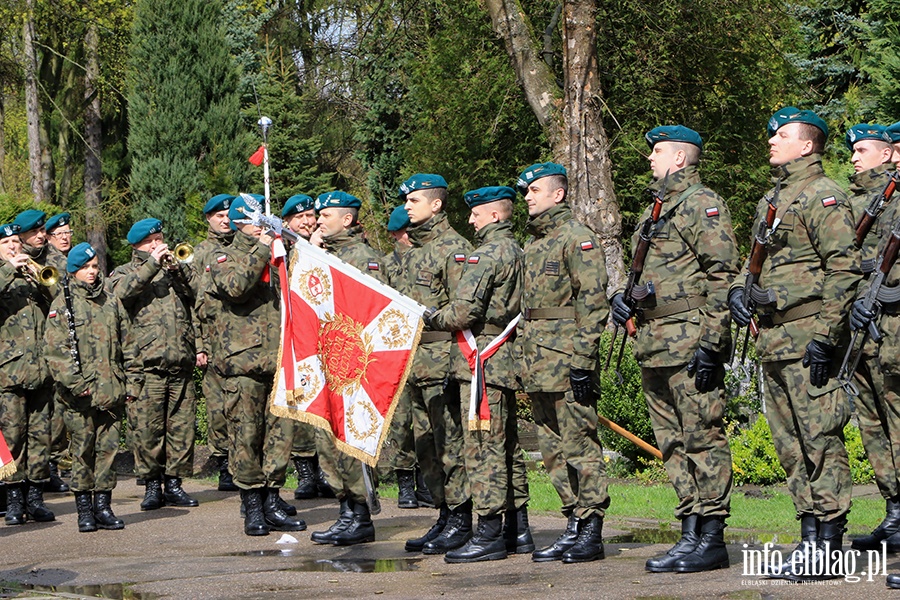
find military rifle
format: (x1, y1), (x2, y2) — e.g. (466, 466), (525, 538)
(854, 171), (899, 248)
(62, 275), (82, 376)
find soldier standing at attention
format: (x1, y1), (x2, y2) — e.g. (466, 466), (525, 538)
(44, 212), (73, 273)
(107, 218), (200, 511)
(517, 162), (609, 564)
(44, 243), (135, 532)
(394, 174), (474, 555)
(426, 186), (532, 563)
(610, 127), (739, 573)
(0, 222), (55, 526)
(729, 108), (859, 581)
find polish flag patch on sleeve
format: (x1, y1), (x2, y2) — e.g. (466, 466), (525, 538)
(367, 261), (380, 271)
(822, 196), (837, 207)
(468, 256), (480, 264)
(216, 255), (228, 263)
(705, 207), (719, 217)
(205, 265), (211, 272)
(454, 254), (467, 263)
(580, 241), (594, 251)
(48, 310), (57, 318)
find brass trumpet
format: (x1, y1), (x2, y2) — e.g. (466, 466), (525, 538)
(23, 258), (60, 287)
(161, 242), (194, 267)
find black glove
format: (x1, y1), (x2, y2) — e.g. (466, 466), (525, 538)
(610, 293), (633, 327)
(569, 368), (594, 403)
(423, 306), (439, 328)
(802, 339), (835, 388)
(849, 298), (876, 332)
(728, 288), (753, 328)
(687, 346), (721, 393)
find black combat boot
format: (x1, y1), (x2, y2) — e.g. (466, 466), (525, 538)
(562, 513), (604, 563)
(292, 457), (317, 500)
(140, 478), (164, 511)
(332, 499), (376, 546)
(503, 506), (535, 553)
(415, 468), (434, 508)
(888, 573), (900, 589)
(164, 475), (199, 507)
(74, 491), (97, 533)
(405, 504), (450, 552)
(397, 469), (418, 509)
(240, 488), (269, 536)
(446, 514), (508, 563)
(93, 491), (124, 530)
(786, 516), (845, 582)
(315, 461), (336, 498)
(532, 514), (580, 562)
(646, 514), (700, 572)
(217, 456), (239, 492)
(4, 482), (26, 526)
(423, 502), (473, 555)
(44, 461), (70, 493)
(773, 514), (817, 577)
(275, 492), (298, 517)
(311, 498), (353, 544)
(673, 515), (728, 572)
(852, 496), (900, 551)
(262, 488), (306, 531)
(25, 481), (55, 522)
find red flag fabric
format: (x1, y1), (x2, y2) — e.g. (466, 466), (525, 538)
(270, 240), (425, 466)
(0, 429), (15, 479)
(248, 145), (266, 167)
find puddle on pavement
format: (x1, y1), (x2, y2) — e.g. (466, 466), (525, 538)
(0, 582), (154, 599)
(223, 551), (421, 573)
(607, 528), (789, 546)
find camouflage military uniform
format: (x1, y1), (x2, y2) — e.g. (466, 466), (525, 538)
(430, 220), (529, 517)
(520, 203), (610, 519)
(107, 251), (198, 481)
(394, 212), (473, 510)
(734, 155), (859, 521)
(618, 166), (738, 518)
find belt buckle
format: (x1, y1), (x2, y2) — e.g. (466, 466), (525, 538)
(524, 308), (533, 320)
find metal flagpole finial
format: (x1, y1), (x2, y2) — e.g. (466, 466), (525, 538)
(258, 116), (273, 137)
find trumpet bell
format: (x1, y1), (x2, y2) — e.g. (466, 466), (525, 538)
(24, 258), (59, 287)
(173, 242), (193, 263)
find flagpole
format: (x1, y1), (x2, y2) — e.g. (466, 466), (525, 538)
(257, 116), (273, 217)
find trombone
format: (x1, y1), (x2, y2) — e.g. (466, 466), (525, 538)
(22, 258), (59, 287)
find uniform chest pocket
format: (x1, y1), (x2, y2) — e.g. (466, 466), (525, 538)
(415, 269), (437, 288)
(776, 211), (796, 233)
(542, 260), (561, 276)
(651, 221), (671, 240)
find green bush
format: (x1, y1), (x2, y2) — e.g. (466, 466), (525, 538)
(845, 422), (875, 485)
(193, 366), (208, 445)
(729, 414), (786, 485)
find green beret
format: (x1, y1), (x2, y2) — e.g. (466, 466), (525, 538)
(767, 106), (828, 138)
(67, 242), (96, 273)
(0, 223), (21, 239)
(13, 209), (46, 233)
(846, 124), (887, 150)
(315, 191), (361, 211)
(885, 122), (900, 144)
(228, 197), (248, 231)
(282, 194), (315, 217)
(203, 194), (234, 215)
(387, 206), (411, 232)
(645, 125), (703, 150)
(516, 163), (567, 194)
(127, 218), (163, 245)
(464, 186), (517, 208)
(398, 174), (448, 199)
(45, 212), (71, 232)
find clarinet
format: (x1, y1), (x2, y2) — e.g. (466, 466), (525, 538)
(62, 275), (83, 375)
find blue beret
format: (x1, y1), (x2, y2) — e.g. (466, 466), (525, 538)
(645, 125), (703, 151)
(398, 174), (448, 199)
(228, 197), (248, 231)
(846, 124), (887, 150)
(516, 163), (567, 194)
(127, 218), (163, 245)
(67, 242), (97, 273)
(13, 209), (46, 232)
(884, 122), (900, 144)
(387, 206), (411, 232)
(45, 212), (71, 232)
(464, 186), (517, 208)
(0, 223), (21, 239)
(767, 107), (828, 138)
(203, 194), (234, 215)
(282, 194), (315, 217)
(315, 191), (361, 211)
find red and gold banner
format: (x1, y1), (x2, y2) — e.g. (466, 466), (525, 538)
(0, 429), (15, 480)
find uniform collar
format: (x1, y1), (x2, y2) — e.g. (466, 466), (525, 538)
(849, 164), (892, 195)
(474, 220), (514, 244)
(72, 275), (105, 299)
(21, 242), (47, 261)
(322, 225), (364, 251)
(207, 228), (234, 244)
(770, 154), (824, 184)
(648, 165), (701, 199)
(407, 212), (449, 247)
(526, 203), (571, 236)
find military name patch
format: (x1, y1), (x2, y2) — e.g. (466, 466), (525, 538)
(705, 207), (719, 217)
(415, 271), (434, 286)
(580, 241), (594, 251)
(544, 260), (560, 275)
(454, 253), (466, 263)
(48, 310), (57, 318)
(216, 255), (228, 263)
(468, 256), (480, 264)
(367, 261), (380, 271)
(822, 196), (837, 207)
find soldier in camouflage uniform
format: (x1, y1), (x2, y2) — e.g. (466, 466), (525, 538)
(839, 125), (900, 554)
(107, 218), (201, 511)
(44, 212), (73, 274)
(44, 243), (135, 532)
(0, 222), (55, 526)
(426, 186), (532, 563)
(730, 108), (860, 581)
(392, 174), (474, 555)
(205, 196), (304, 536)
(611, 126), (738, 573)
(305, 191), (386, 546)
(517, 162), (610, 564)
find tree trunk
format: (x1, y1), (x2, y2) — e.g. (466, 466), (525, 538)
(84, 21), (108, 273)
(23, 0), (45, 203)
(483, 0), (625, 291)
(0, 89), (6, 194)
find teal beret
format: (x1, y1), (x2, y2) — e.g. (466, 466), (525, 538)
(127, 218), (163, 245)
(13, 209), (46, 233)
(387, 206), (411, 232)
(398, 174), (448, 199)
(645, 125), (703, 150)
(67, 242), (97, 273)
(767, 106), (828, 138)
(464, 186), (517, 208)
(44, 212), (71, 232)
(0, 223), (21, 239)
(516, 163), (567, 194)
(203, 194), (234, 215)
(282, 194), (315, 217)
(846, 124), (887, 150)
(885, 122), (900, 144)
(228, 197), (248, 231)
(315, 191), (361, 211)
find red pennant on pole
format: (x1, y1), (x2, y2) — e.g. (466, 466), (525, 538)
(248, 145), (265, 167)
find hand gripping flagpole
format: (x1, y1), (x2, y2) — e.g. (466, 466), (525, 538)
(257, 116), (273, 217)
